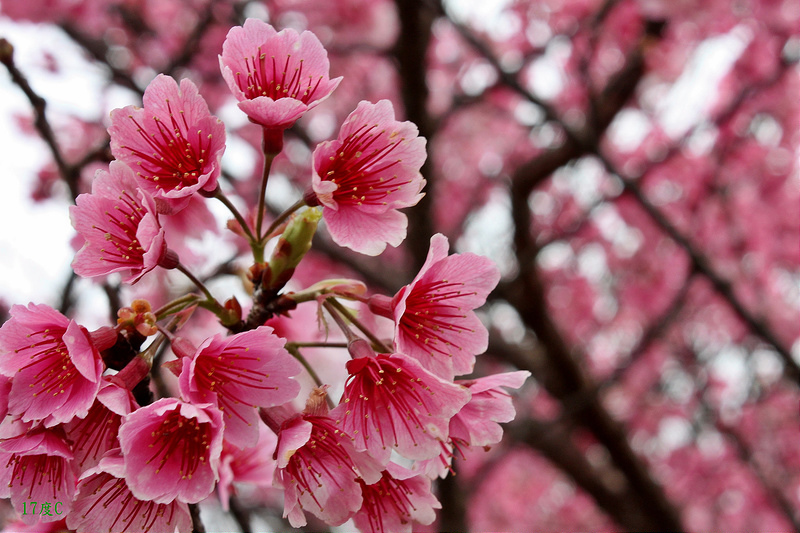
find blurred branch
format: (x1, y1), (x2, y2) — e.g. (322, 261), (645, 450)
(228, 496), (253, 533)
(507, 417), (655, 531)
(445, 2), (798, 385)
(437, 463), (467, 532)
(0, 38), (81, 201)
(713, 411), (800, 530)
(439, 14), (684, 530)
(393, 0), (437, 271)
(58, 22), (143, 96)
(164, 2), (217, 76)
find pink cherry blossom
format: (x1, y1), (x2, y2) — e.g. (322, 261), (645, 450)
(118, 398), (224, 504)
(353, 462), (440, 533)
(370, 233), (500, 379)
(308, 99), (427, 255)
(177, 325), (303, 448)
(219, 19), (342, 130)
(331, 340), (471, 465)
(217, 422), (278, 511)
(65, 380), (138, 472)
(70, 161), (171, 283)
(0, 427), (75, 524)
(451, 370), (530, 447)
(272, 392), (382, 527)
(67, 449), (192, 533)
(108, 74), (226, 213)
(0, 303), (104, 427)
(419, 370), (530, 478)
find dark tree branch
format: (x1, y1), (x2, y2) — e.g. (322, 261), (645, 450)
(0, 38), (80, 201)
(59, 23), (143, 96)
(393, 0), (437, 271)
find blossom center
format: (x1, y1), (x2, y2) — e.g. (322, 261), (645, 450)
(359, 473), (416, 531)
(238, 49), (323, 103)
(16, 327), (78, 397)
(7, 454), (66, 499)
(193, 345), (276, 422)
(91, 189), (147, 266)
(123, 100), (211, 192)
(341, 357), (434, 448)
(80, 473), (180, 532)
(320, 124), (412, 206)
(401, 279), (473, 356)
(146, 408), (210, 479)
(284, 417), (355, 507)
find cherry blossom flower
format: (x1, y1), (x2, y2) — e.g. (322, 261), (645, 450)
(70, 161), (172, 283)
(418, 370), (530, 478)
(0, 427), (75, 524)
(272, 389), (382, 527)
(0, 303), (104, 427)
(307, 99), (427, 255)
(118, 398), (224, 504)
(108, 74), (226, 214)
(353, 462), (440, 533)
(219, 19), (342, 130)
(67, 450), (192, 533)
(217, 422), (278, 511)
(177, 326), (303, 448)
(65, 380), (138, 472)
(451, 370), (530, 447)
(369, 233), (500, 379)
(331, 340), (471, 465)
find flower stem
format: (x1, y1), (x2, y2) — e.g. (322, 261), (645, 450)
(287, 341), (349, 349)
(214, 187), (257, 243)
(323, 299), (359, 343)
(153, 293), (201, 321)
(327, 298), (393, 353)
(255, 131), (277, 241)
(176, 264), (221, 311)
(286, 344), (335, 410)
(259, 198), (308, 245)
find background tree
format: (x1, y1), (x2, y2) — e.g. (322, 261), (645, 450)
(0, 0), (797, 531)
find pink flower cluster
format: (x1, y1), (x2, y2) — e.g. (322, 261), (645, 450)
(0, 18), (527, 533)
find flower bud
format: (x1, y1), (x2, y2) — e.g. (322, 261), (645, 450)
(264, 208), (322, 290)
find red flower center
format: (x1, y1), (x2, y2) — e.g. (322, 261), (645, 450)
(146, 407), (211, 479)
(92, 189), (148, 266)
(400, 279), (473, 356)
(122, 100), (213, 192)
(319, 124), (413, 206)
(193, 345), (277, 422)
(81, 473), (183, 532)
(16, 327), (79, 397)
(238, 49), (324, 103)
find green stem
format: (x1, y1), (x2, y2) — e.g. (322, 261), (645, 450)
(214, 188), (257, 243)
(176, 264), (222, 312)
(259, 198), (308, 245)
(153, 293), (202, 321)
(327, 298), (392, 353)
(286, 345), (335, 410)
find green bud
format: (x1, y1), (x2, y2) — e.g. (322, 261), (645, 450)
(265, 207), (321, 290)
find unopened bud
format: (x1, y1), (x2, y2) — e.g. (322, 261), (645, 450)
(220, 296), (242, 327)
(264, 208), (321, 290)
(118, 299), (158, 337)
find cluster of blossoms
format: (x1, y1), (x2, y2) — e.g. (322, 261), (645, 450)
(0, 18), (527, 533)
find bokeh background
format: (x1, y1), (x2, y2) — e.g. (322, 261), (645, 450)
(0, 0), (798, 531)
